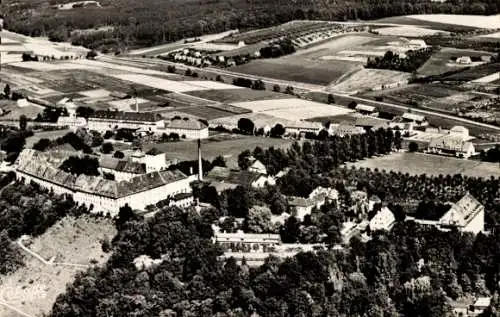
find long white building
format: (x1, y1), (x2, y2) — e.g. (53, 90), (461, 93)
(15, 149), (197, 216)
(58, 110), (209, 139)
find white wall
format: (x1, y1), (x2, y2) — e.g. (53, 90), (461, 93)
(464, 209), (484, 234)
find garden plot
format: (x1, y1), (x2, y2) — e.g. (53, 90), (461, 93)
(407, 14), (500, 29)
(374, 26), (449, 37)
(71, 59), (176, 76)
(231, 98), (353, 121)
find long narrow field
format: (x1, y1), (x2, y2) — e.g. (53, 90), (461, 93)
(0, 215), (116, 317)
(348, 152), (500, 178)
(185, 88), (290, 103)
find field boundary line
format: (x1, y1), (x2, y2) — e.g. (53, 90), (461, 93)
(16, 237), (91, 269)
(0, 301), (35, 317)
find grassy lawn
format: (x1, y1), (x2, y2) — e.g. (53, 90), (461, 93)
(418, 48), (495, 76)
(185, 88), (290, 103)
(348, 152), (500, 178)
(143, 134), (296, 164)
(0, 215), (116, 317)
(25, 129), (71, 148)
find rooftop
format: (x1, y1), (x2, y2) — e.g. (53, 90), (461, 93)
(99, 157), (146, 174)
(89, 110), (163, 123)
(16, 149), (189, 199)
(206, 167), (264, 187)
(164, 118), (208, 130)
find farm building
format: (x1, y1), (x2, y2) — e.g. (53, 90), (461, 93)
(285, 121), (323, 135)
(428, 135), (475, 158)
(456, 56), (472, 64)
(288, 186), (339, 221)
(369, 207), (396, 232)
(15, 149), (197, 216)
(333, 122), (366, 137)
(400, 113), (428, 127)
(205, 166), (276, 192)
(407, 193), (484, 234)
(85, 110), (209, 139)
(355, 104), (379, 116)
(247, 159), (267, 175)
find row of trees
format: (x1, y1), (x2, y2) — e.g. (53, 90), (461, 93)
(366, 48), (436, 73)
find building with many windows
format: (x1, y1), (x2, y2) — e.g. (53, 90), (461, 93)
(15, 149), (197, 216)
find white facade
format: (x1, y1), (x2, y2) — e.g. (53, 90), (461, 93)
(251, 175), (276, 188)
(369, 207), (396, 231)
(99, 167), (142, 182)
(131, 151), (170, 173)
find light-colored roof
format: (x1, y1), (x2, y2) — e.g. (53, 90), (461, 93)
(450, 126), (468, 133)
(439, 193), (483, 227)
(89, 110), (163, 123)
(402, 113), (426, 122)
(474, 297), (491, 307)
(355, 104), (376, 112)
(369, 207), (396, 231)
(249, 160), (266, 172)
(429, 135), (474, 152)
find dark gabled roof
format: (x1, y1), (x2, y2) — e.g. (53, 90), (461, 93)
(89, 110), (163, 123)
(206, 167), (262, 187)
(165, 118), (208, 130)
(172, 192), (194, 201)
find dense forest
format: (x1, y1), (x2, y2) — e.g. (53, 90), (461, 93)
(2, 0), (500, 51)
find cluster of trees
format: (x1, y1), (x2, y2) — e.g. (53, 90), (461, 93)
(33, 131), (95, 153)
(480, 145), (500, 163)
(0, 126), (33, 162)
(3, 0), (500, 51)
(34, 106), (68, 123)
(259, 38), (296, 58)
(59, 155), (100, 176)
(366, 48), (436, 73)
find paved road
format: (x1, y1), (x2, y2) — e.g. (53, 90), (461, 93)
(107, 55), (500, 132)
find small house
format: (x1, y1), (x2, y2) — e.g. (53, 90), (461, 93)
(456, 56), (472, 65)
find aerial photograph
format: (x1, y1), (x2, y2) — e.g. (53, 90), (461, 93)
(0, 0), (499, 315)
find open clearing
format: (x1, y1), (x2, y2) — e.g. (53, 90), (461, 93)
(348, 152), (500, 178)
(231, 98), (353, 121)
(418, 48), (495, 76)
(328, 68), (411, 94)
(185, 88), (290, 103)
(0, 215), (116, 317)
(374, 25), (448, 37)
(407, 14), (500, 29)
(143, 134), (296, 163)
(478, 32), (500, 39)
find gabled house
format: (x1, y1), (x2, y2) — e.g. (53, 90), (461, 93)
(355, 104), (379, 117)
(408, 193), (485, 234)
(369, 207), (396, 232)
(247, 159), (267, 175)
(401, 113), (428, 127)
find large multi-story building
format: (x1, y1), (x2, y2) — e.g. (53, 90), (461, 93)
(58, 110), (209, 139)
(15, 149), (197, 216)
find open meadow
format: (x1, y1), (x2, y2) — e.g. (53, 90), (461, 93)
(143, 133), (296, 164)
(0, 215), (116, 317)
(407, 14), (500, 29)
(348, 152), (500, 178)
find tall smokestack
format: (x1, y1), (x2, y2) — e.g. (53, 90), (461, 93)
(135, 96), (138, 113)
(197, 138), (203, 181)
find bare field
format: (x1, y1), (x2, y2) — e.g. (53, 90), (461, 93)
(0, 215), (116, 317)
(348, 152), (500, 178)
(373, 25), (448, 37)
(407, 14), (500, 29)
(171, 105), (235, 120)
(185, 88), (290, 103)
(231, 98), (353, 121)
